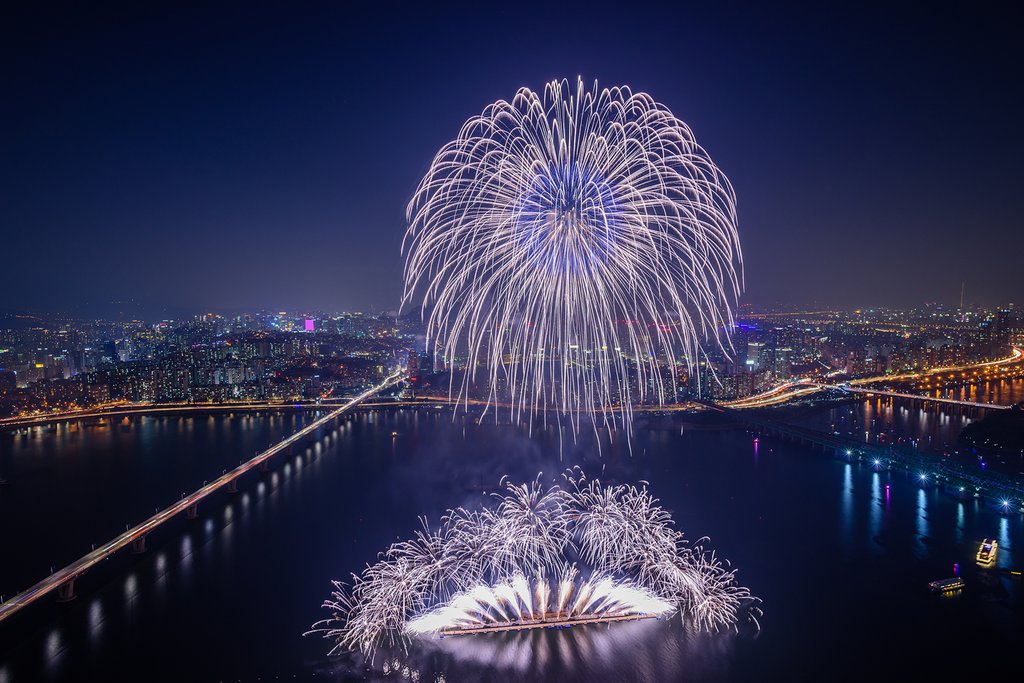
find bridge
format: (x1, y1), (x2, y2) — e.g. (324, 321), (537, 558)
(725, 346), (1023, 410)
(0, 396), (462, 432)
(722, 406), (1024, 507)
(730, 380), (1012, 411)
(0, 370), (404, 624)
(0, 400), (335, 430)
(837, 386), (1010, 410)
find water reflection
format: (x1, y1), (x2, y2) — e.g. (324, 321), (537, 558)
(220, 503), (235, 557)
(915, 488), (929, 558)
(840, 464), (853, 554)
(43, 629), (63, 672)
(785, 385), (1024, 456)
(124, 574), (138, 602)
(88, 600), (104, 645)
(955, 503), (965, 545)
(869, 473), (881, 552)
(998, 517), (1011, 569)
(180, 534), (193, 577)
(346, 619), (730, 683)
(155, 552), (168, 597)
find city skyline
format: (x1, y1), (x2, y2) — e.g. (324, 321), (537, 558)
(4, 1), (1023, 313)
(2, 303), (1019, 416)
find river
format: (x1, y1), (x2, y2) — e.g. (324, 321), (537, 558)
(1, 396), (1022, 681)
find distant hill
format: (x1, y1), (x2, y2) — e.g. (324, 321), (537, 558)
(959, 404), (1024, 454)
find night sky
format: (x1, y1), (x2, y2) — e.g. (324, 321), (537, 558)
(3, 1), (1022, 315)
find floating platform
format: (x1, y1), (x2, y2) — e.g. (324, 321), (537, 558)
(928, 577), (965, 593)
(439, 611), (658, 636)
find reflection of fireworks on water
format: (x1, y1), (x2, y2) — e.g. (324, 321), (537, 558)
(424, 615), (740, 679)
(313, 618), (740, 682)
(402, 78), (743, 436)
(308, 470), (759, 658)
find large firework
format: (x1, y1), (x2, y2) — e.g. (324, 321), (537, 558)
(403, 78), (743, 434)
(309, 470), (759, 658)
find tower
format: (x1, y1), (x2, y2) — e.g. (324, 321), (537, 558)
(406, 350), (420, 395)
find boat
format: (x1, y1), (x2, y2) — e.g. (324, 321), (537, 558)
(976, 539), (998, 567)
(928, 577), (965, 593)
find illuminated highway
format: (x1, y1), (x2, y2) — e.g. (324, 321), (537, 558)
(846, 345), (1024, 386)
(725, 346), (1023, 409)
(0, 370), (404, 625)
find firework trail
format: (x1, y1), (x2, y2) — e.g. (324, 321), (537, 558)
(308, 470), (759, 657)
(402, 78), (743, 435)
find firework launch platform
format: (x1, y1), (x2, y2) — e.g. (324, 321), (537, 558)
(439, 611), (658, 636)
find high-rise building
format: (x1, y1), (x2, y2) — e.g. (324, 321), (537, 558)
(0, 369), (16, 394)
(773, 347), (792, 378)
(407, 350), (420, 394)
(746, 342), (765, 371)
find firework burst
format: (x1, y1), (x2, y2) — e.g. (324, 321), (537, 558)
(308, 470), (759, 657)
(402, 78), (743, 435)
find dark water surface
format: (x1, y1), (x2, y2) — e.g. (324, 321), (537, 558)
(786, 377), (1024, 474)
(1, 404), (1022, 682)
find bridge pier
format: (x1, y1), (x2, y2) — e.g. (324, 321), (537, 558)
(258, 460), (269, 473)
(56, 579), (76, 603)
(186, 503), (199, 519)
(131, 536), (146, 554)
(227, 479), (238, 493)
